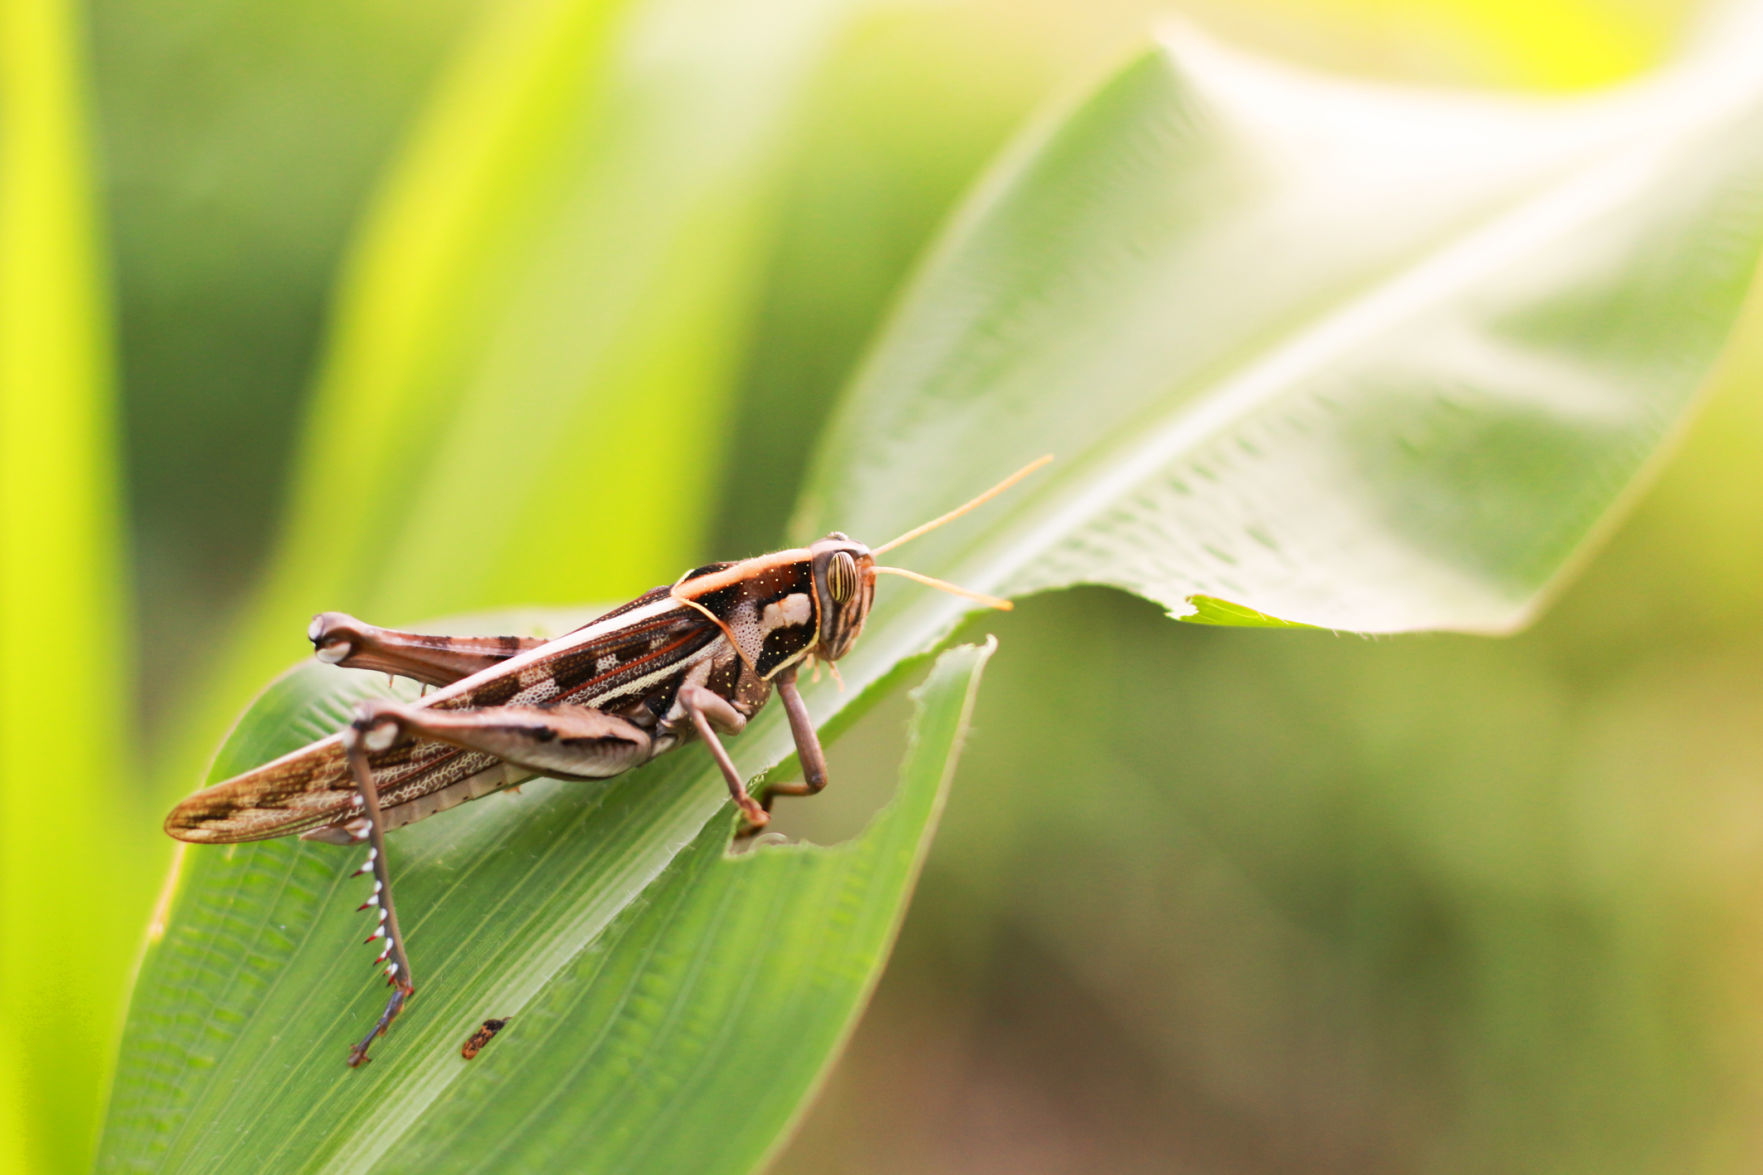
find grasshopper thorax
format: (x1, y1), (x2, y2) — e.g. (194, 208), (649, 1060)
(808, 533), (876, 663)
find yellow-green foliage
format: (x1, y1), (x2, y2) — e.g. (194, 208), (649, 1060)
(0, 0), (142, 1169)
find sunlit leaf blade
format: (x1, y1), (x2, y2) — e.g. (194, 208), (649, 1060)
(98, 621), (991, 1174)
(0, 0), (143, 1169)
(798, 4), (1763, 662)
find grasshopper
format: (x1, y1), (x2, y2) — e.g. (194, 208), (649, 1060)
(164, 457), (1048, 1066)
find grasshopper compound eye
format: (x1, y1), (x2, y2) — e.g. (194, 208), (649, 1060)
(826, 550), (860, 604)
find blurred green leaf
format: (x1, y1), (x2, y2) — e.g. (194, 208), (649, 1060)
(99, 624), (991, 1174)
(798, 5), (1763, 680)
(0, 0), (143, 1170)
(270, 0), (853, 620)
(167, 0), (859, 808)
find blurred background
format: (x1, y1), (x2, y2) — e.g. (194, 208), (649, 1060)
(14, 0), (1762, 1169)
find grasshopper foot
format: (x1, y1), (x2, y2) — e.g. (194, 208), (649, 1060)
(347, 982), (413, 1068)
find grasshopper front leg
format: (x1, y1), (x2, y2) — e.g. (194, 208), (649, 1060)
(677, 685), (769, 829)
(337, 698), (654, 1065)
(675, 669), (832, 831)
(761, 667), (828, 811)
(310, 612), (546, 688)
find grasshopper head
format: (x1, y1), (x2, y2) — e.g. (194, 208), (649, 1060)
(809, 533), (875, 662)
(802, 457), (1052, 666)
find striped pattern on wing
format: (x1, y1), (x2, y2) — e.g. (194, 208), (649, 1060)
(164, 596), (720, 844)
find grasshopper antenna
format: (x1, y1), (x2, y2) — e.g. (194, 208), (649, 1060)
(870, 454), (1052, 611)
(872, 565), (1014, 610)
(871, 454), (1052, 557)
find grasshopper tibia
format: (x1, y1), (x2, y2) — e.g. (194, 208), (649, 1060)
(340, 711), (415, 1068)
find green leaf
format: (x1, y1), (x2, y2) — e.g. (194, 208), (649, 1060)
(798, 7), (1763, 665)
(0, 1), (146, 1169)
(98, 626), (992, 1173)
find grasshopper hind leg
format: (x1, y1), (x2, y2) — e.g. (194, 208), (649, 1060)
(331, 696), (656, 1064)
(310, 612), (544, 688)
(339, 712), (417, 1067)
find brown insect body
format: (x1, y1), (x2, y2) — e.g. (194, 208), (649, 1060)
(164, 536), (873, 846)
(161, 458), (1047, 1066)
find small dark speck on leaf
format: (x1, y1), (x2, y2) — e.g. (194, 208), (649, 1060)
(461, 1018), (509, 1060)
